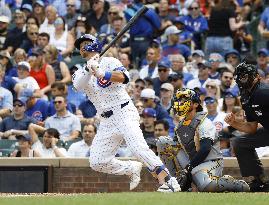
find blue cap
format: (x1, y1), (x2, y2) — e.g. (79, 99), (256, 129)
(21, 4), (33, 12)
(172, 16), (185, 24)
(13, 98), (26, 105)
(224, 89), (238, 98)
(143, 108), (157, 118)
(20, 88), (34, 102)
(16, 134), (32, 141)
(204, 96), (217, 104)
(158, 58), (171, 69)
(258, 48), (269, 56)
(224, 49), (241, 61)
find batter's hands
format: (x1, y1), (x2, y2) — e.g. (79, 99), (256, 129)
(224, 112), (236, 125)
(87, 54), (105, 78)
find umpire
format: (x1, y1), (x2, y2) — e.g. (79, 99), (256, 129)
(225, 62), (269, 192)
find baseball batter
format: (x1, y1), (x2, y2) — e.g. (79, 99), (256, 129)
(72, 34), (181, 192)
(157, 88), (250, 192)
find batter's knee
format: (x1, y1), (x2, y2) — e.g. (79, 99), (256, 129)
(89, 156), (104, 172)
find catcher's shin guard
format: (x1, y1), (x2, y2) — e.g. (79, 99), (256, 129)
(202, 175), (250, 192)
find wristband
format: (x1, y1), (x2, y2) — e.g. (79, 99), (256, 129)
(103, 71), (112, 81)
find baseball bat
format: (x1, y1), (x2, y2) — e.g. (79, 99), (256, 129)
(100, 5), (149, 57)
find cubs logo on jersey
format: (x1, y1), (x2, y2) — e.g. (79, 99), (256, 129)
(97, 78), (112, 88)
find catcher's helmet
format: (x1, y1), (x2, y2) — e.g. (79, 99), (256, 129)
(74, 34), (102, 53)
(173, 88), (202, 117)
(234, 62), (258, 90)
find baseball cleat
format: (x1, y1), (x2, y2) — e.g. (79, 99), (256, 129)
(130, 161), (143, 190)
(157, 177), (182, 192)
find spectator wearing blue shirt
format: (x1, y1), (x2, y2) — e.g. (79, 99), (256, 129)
(140, 88), (175, 137)
(125, 0), (161, 66)
(181, 1), (208, 49)
(0, 98), (37, 140)
(258, 7), (269, 50)
(257, 48), (269, 75)
(19, 88), (49, 125)
(162, 25), (191, 60)
(224, 49), (241, 68)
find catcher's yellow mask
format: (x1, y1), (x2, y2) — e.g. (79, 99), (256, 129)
(173, 89), (195, 117)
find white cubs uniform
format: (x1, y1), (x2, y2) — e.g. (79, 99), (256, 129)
(72, 57), (163, 175)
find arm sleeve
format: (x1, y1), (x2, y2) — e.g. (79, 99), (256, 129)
(189, 138), (213, 168)
(72, 67), (92, 92)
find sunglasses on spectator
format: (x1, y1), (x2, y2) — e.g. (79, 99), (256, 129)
(158, 68), (169, 72)
(209, 59), (220, 63)
(135, 84), (145, 90)
(205, 99), (215, 105)
(14, 104), (24, 107)
(206, 85), (216, 89)
(223, 76), (233, 80)
(77, 16), (86, 21)
(67, 4), (75, 7)
(189, 7), (199, 10)
(141, 98), (149, 102)
(109, 11), (118, 15)
(30, 32), (38, 36)
(53, 101), (63, 104)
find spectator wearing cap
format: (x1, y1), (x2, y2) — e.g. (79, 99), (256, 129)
(10, 134), (41, 157)
(0, 66), (13, 120)
(0, 15), (10, 50)
(171, 16), (193, 48)
(19, 88), (49, 125)
(186, 60), (220, 89)
(0, 50), (13, 76)
(257, 48), (269, 75)
(160, 83), (174, 112)
(29, 47), (55, 97)
(162, 25), (191, 60)
(139, 47), (161, 79)
(180, 1), (208, 49)
(221, 89), (241, 114)
(33, 0), (46, 26)
(3, 10), (26, 54)
(12, 61), (40, 93)
(191, 50), (205, 64)
(152, 58), (172, 97)
(39, 5), (58, 37)
(204, 96), (228, 134)
(168, 4), (179, 18)
(169, 54), (194, 85)
(64, 0), (79, 30)
(125, 0), (161, 67)
(140, 88), (175, 136)
(0, 97), (37, 140)
(224, 49), (241, 68)
(28, 124), (67, 157)
(140, 107), (157, 142)
(45, 95), (81, 141)
(20, 24), (39, 53)
(131, 78), (146, 102)
(208, 52), (224, 80)
(21, 4), (33, 18)
(168, 73), (184, 93)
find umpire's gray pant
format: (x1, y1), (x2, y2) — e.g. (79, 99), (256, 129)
(231, 128), (269, 177)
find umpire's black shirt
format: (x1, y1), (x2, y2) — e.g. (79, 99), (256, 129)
(241, 82), (269, 130)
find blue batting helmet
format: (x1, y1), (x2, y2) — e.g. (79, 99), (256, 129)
(74, 34), (103, 53)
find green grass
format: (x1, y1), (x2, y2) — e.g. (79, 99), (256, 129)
(0, 192), (269, 205)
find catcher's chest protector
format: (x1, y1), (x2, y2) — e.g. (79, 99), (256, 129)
(176, 112), (207, 160)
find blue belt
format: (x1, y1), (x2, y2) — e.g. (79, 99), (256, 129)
(101, 101), (129, 118)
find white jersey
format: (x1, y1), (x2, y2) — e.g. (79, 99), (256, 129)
(72, 57), (132, 115)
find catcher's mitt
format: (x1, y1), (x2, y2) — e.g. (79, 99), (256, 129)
(177, 170), (192, 191)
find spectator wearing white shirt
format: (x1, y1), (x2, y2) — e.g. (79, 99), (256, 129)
(39, 5), (57, 37)
(68, 124), (96, 157)
(28, 124), (67, 157)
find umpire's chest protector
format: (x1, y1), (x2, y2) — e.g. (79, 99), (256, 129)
(176, 112), (207, 160)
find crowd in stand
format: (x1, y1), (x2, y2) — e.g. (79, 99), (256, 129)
(0, 0), (269, 158)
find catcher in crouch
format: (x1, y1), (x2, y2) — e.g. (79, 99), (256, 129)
(156, 88), (250, 192)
